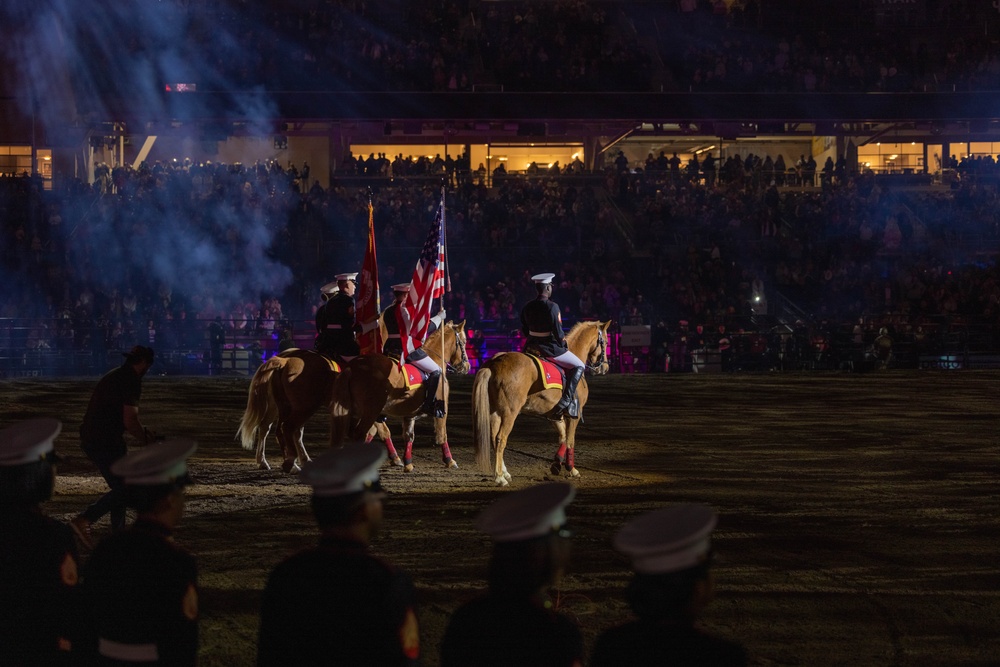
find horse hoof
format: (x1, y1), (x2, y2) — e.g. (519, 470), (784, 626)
(258, 460), (271, 471)
(404, 463), (415, 473)
(390, 456), (404, 467)
(495, 476), (509, 487)
(502, 470), (511, 482)
(445, 458), (459, 469)
(568, 467), (580, 478)
(550, 461), (562, 476)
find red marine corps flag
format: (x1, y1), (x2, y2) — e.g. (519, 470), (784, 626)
(400, 190), (447, 355)
(356, 199), (383, 355)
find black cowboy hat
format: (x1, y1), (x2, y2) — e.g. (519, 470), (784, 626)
(122, 345), (155, 364)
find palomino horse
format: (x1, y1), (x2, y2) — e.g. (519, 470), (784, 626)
(237, 348), (392, 473)
(473, 320), (611, 486)
(330, 320), (470, 472)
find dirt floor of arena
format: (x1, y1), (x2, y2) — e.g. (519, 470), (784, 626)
(3, 369), (1000, 666)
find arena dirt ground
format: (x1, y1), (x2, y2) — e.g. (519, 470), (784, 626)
(3, 369), (999, 666)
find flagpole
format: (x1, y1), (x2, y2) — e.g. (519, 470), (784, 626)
(439, 184), (446, 404)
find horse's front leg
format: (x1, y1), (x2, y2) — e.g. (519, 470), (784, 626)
(549, 419), (570, 477)
(494, 411), (517, 486)
(561, 418), (581, 478)
(277, 421), (303, 474)
(293, 425), (310, 469)
(256, 423), (273, 471)
(402, 416), (417, 473)
(368, 421), (403, 467)
(435, 378), (458, 469)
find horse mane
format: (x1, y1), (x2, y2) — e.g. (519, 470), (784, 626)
(565, 320), (598, 344)
(423, 322), (447, 349)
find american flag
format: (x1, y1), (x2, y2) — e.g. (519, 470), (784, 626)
(400, 194), (446, 355)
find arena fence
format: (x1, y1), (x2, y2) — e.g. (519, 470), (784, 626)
(1, 317), (997, 379)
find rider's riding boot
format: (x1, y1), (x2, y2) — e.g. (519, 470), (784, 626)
(421, 371), (445, 418)
(551, 366), (585, 419)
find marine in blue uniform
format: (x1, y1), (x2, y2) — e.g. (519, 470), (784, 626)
(440, 483), (583, 667)
(0, 418), (80, 666)
(315, 272), (361, 361)
(258, 444), (420, 666)
(77, 439), (200, 666)
(590, 504), (748, 667)
(520, 272), (585, 419)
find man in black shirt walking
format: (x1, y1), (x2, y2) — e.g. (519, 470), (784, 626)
(70, 345), (157, 548)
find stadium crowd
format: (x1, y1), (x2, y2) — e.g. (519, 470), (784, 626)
(79, 0), (1000, 96)
(2, 150), (998, 372)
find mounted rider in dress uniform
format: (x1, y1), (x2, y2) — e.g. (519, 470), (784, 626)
(315, 272), (361, 362)
(380, 281), (447, 417)
(520, 272), (585, 419)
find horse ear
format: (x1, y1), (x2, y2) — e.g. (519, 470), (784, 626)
(601, 320), (611, 331)
(457, 319), (466, 329)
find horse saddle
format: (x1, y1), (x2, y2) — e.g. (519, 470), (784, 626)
(526, 354), (565, 390)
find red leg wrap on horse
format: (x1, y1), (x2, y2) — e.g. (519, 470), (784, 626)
(364, 434), (374, 444)
(567, 449), (575, 470)
(555, 442), (567, 462)
(441, 442), (453, 463)
(384, 438), (399, 460)
(404, 440), (413, 465)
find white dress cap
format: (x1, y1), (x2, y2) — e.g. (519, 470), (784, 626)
(301, 442), (387, 498)
(111, 439), (198, 486)
(531, 273), (556, 285)
(320, 281), (340, 295)
(0, 418), (62, 466)
(476, 482), (576, 543)
(391, 283), (411, 292)
(335, 272), (359, 282)
(614, 503), (717, 575)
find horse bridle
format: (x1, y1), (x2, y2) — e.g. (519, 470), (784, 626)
(445, 326), (469, 373)
(586, 326), (607, 374)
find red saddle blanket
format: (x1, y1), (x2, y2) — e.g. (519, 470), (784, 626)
(401, 364), (426, 390)
(527, 354), (564, 390)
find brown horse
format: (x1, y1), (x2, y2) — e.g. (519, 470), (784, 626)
(237, 348), (393, 473)
(472, 320), (611, 486)
(330, 320), (470, 472)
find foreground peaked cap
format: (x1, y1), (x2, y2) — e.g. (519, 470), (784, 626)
(320, 281), (340, 294)
(111, 439), (197, 486)
(531, 272), (556, 285)
(335, 272), (359, 282)
(614, 503), (718, 575)
(392, 283), (411, 292)
(301, 442), (387, 497)
(476, 482), (576, 542)
(0, 418), (62, 466)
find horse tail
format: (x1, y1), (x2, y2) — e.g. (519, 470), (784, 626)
(472, 366), (493, 473)
(237, 356), (284, 451)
